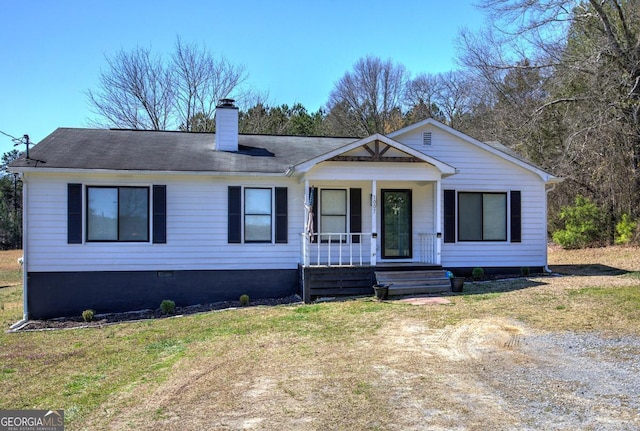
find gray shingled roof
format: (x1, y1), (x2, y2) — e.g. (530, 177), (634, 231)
(9, 128), (358, 174)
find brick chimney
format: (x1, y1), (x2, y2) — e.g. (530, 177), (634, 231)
(215, 98), (238, 152)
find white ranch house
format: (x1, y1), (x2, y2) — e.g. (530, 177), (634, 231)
(10, 100), (560, 319)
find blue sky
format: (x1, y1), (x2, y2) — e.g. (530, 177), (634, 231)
(0, 0), (486, 156)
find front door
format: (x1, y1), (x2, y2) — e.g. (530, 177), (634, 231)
(381, 189), (412, 259)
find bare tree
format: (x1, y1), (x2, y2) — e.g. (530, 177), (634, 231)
(325, 56), (409, 136)
(405, 71), (477, 129)
(87, 38), (247, 131)
(404, 73), (444, 123)
(87, 47), (174, 130)
(173, 38), (248, 131)
(458, 0), (640, 240)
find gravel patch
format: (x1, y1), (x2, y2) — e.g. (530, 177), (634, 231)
(380, 317), (640, 430)
(475, 331), (640, 430)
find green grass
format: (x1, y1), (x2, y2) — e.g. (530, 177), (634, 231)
(1, 247), (640, 429)
(0, 287), (637, 428)
(0, 250), (24, 327)
(569, 285), (640, 308)
(462, 292), (503, 302)
(0, 296), (400, 426)
(624, 271), (640, 280)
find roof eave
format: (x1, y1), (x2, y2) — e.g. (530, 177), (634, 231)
(545, 176), (564, 185)
(10, 166), (289, 177)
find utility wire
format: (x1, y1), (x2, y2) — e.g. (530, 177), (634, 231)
(0, 130), (25, 143)
(0, 130), (44, 163)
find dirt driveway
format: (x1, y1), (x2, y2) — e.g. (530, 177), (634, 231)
(377, 316), (640, 430)
(98, 313), (640, 430)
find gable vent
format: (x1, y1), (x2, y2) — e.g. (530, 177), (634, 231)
(423, 132), (432, 146)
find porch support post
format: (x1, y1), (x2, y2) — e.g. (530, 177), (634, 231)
(435, 179), (442, 265)
(370, 180), (377, 266)
(303, 179), (310, 266)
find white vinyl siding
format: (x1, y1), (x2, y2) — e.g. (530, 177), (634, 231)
(24, 173), (302, 272)
(396, 125), (549, 268)
(23, 122), (551, 273)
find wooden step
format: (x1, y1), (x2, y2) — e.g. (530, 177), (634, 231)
(375, 270), (451, 296)
(387, 283), (451, 296)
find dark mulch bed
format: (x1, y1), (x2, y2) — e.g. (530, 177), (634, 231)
(12, 273), (553, 332)
(15, 295), (302, 331)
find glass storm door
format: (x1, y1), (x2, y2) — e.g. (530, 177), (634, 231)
(382, 189), (412, 259)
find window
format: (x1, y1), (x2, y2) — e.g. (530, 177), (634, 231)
(228, 186), (288, 244)
(320, 189), (347, 234)
(308, 188), (361, 243)
(244, 188), (272, 242)
(87, 186), (149, 242)
(458, 192), (507, 241)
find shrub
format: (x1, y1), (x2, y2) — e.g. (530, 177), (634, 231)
(472, 267), (484, 280)
(82, 309), (95, 322)
(239, 294), (250, 306)
(615, 214), (638, 245)
(521, 267), (530, 277)
(552, 195), (604, 249)
(160, 299), (176, 315)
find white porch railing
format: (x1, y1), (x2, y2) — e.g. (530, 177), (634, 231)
(301, 232), (440, 267)
(301, 233), (373, 267)
(418, 232), (439, 265)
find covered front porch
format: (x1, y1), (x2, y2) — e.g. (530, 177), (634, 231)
(291, 134), (455, 268)
(291, 134), (456, 301)
(300, 180), (443, 268)
(290, 134), (456, 301)
(297, 178), (447, 301)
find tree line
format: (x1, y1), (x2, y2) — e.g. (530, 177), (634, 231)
(0, 150), (22, 249)
(3, 0), (638, 249)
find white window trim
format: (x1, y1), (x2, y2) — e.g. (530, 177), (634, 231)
(457, 190), (509, 242)
(84, 184), (153, 244)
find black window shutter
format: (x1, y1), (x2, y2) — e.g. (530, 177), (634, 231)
(67, 183), (83, 244)
(152, 185), (167, 244)
(444, 190), (456, 243)
(228, 186), (242, 243)
(275, 187), (288, 243)
(511, 190), (522, 243)
(350, 188), (362, 243)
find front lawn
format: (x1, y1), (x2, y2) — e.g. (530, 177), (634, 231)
(1, 246), (639, 429)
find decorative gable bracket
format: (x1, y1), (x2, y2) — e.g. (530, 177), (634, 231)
(328, 140), (422, 163)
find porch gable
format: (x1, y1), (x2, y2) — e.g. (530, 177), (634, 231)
(291, 133), (456, 176)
